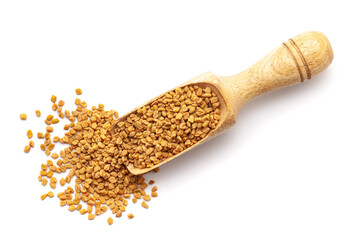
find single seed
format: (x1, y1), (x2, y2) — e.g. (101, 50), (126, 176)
(29, 140), (34, 148)
(75, 88), (82, 95)
(152, 186), (158, 192)
(24, 145), (30, 153)
(35, 110), (41, 117)
(51, 95), (57, 103)
(41, 194), (47, 200)
(143, 195), (151, 201)
(51, 153), (59, 159)
(27, 130), (33, 139)
(80, 209), (87, 215)
(46, 115), (54, 121)
(127, 213), (134, 219)
(69, 205), (76, 211)
(20, 113), (27, 120)
(51, 118), (59, 124)
(46, 126), (53, 132)
(37, 132), (44, 139)
(151, 192), (158, 197)
(58, 100), (65, 106)
(47, 191), (54, 198)
(88, 214), (95, 220)
(141, 201), (149, 209)
(107, 217), (113, 225)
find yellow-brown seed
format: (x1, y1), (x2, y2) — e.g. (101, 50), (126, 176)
(27, 130), (33, 139)
(75, 88), (82, 95)
(20, 113), (27, 120)
(47, 191), (54, 198)
(46, 126), (53, 132)
(37, 132), (44, 139)
(68, 205), (76, 211)
(51, 95), (57, 103)
(151, 186), (158, 192)
(151, 192), (158, 197)
(60, 178), (65, 186)
(141, 201), (149, 209)
(127, 213), (134, 219)
(107, 217), (113, 225)
(24, 145), (30, 153)
(51, 153), (59, 159)
(52, 103), (58, 111)
(35, 110), (41, 117)
(46, 115), (54, 121)
(41, 194), (47, 200)
(51, 118), (59, 124)
(143, 195), (151, 201)
(88, 214), (95, 220)
(29, 140), (34, 148)
(58, 100), (65, 106)
(80, 209), (87, 215)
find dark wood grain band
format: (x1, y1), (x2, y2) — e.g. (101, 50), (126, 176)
(289, 38), (311, 80)
(283, 42), (304, 82)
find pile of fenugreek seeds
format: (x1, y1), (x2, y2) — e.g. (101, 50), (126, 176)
(21, 85), (220, 225)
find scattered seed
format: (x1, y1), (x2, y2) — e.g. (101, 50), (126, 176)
(107, 217), (113, 225)
(35, 110), (41, 117)
(24, 145), (30, 153)
(141, 201), (149, 209)
(20, 113), (27, 120)
(51, 95), (57, 103)
(127, 213), (134, 219)
(27, 130), (33, 139)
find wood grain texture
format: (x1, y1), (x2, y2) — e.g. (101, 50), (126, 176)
(112, 31), (334, 175)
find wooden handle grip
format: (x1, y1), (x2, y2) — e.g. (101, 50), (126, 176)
(224, 31), (334, 115)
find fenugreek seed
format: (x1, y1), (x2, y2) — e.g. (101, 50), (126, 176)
(149, 180), (155, 185)
(41, 178), (47, 186)
(75, 88), (82, 95)
(45, 119), (51, 125)
(58, 100), (65, 106)
(50, 182), (56, 189)
(51, 95), (57, 103)
(35, 110), (41, 117)
(51, 153), (59, 159)
(52, 103), (58, 111)
(24, 145), (30, 153)
(46, 115), (54, 121)
(143, 195), (151, 201)
(47, 191), (54, 198)
(75, 98), (81, 105)
(80, 209), (87, 215)
(51, 118), (59, 124)
(29, 140), (34, 148)
(41, 194), (47, 200)
(60, 178), (65, 186)
(60, 200), (66, 207)
(106, 217), (113, 225)
(76, 204), (82, 211)
(132, 198), (137, 204)
(46, 126), (53, 132)
(151, 186), (158, 192)
(40, 144), (46, 151)
(141, 201), (149, 209)
(20, 113), (27, 120)
(151, 192), (158, 197)
(88, 214), (95, 220)
(115, 211), (122, 218)
(37, 132), (44, 139)
(127, 213), (134, 219)
(53, 136), (60, 142)
(27, 130), (33, 139)
(69, 205), (76, 211)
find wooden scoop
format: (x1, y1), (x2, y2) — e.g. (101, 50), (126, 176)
(111, 31), (333, 175)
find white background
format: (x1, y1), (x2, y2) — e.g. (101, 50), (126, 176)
(0, 0), (359, 239)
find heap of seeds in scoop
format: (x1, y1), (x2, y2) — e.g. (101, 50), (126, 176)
(112, 85), (221, 169)
(22, 89), (158, 224)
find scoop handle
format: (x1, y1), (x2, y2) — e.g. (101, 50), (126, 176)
(224, 31), (334, 115)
